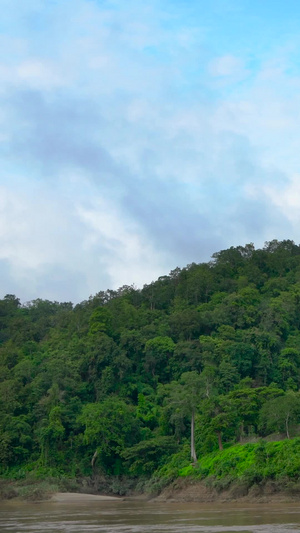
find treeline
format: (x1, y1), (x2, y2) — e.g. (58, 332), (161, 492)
(2, 239), (300, 479)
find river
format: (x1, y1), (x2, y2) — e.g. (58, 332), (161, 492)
(1, 500), (300, 532)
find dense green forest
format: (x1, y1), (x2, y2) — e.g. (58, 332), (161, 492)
(2, 239), (300, 491)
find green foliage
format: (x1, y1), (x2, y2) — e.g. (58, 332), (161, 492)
(259, 391), (300, 438)
(3, 240), (300, 484)
(154, 443), (191, 480)
(78, 397), (140, 473)
(144, 336), (175, 381)
(174, 438), (300, 484)
(122, 436), (179, 476)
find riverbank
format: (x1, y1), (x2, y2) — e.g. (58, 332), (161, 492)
(50, 492), (123, 502)
(154, 477), (300, 503)
(0, 474), (138, 501)
(2, 476), (300, 504)
(3, 439), (300, 503)
(0, 482), (126, 503)
(0, 473), (150, 502)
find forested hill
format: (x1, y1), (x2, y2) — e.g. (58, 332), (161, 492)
(2, 239), (300, 480)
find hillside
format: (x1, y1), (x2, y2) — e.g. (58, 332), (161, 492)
(2, 239), (300, 497)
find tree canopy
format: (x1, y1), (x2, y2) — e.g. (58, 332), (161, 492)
(2, 240), (300, 477)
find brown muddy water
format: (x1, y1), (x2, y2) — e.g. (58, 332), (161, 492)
(1, 500), (300, 532)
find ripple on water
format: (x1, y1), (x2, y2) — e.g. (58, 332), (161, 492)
(2, 501), (300, 533)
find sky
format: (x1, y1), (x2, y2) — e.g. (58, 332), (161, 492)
(1, 0), (300, 303)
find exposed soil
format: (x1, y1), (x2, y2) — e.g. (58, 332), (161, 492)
(152, 477), (300, 504)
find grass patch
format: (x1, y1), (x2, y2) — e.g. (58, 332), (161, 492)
(155, 437), (300, 491)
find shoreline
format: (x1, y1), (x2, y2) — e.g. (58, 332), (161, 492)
(2, 477), (300, 504)
(50, 492), (124, 502)
(152, 478), (300, 504)
(3, 491), (300, 505)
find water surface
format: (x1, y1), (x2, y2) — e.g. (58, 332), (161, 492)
(1, 500), (300, 532)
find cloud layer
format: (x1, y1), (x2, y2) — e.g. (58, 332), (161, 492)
(1, 0), (300, 302)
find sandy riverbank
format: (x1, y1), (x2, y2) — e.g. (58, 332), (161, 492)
(50, 486), (300, 504)
(50, 492), (124, 502)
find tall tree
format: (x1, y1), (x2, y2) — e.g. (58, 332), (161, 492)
(159, 371), (203, 462)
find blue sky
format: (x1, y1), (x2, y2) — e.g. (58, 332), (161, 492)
(1, 0), (300, 302)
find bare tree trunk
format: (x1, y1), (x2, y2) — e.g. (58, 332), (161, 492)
(91, 449), (98, 468)
(191, 408), (197, 462)
(285, 413), (290, 439)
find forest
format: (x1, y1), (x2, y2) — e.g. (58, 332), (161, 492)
(2, 239), (300, 494)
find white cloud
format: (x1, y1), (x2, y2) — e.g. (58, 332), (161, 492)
(209, 54), (244, 77)
(263, 174), (300, 225)
(0, 59), (68, 91)
(0, 180), (90, 299)
(0, 175), (168, 302)
(16, 59), (67, 90)
(77, 200), (167, 289)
